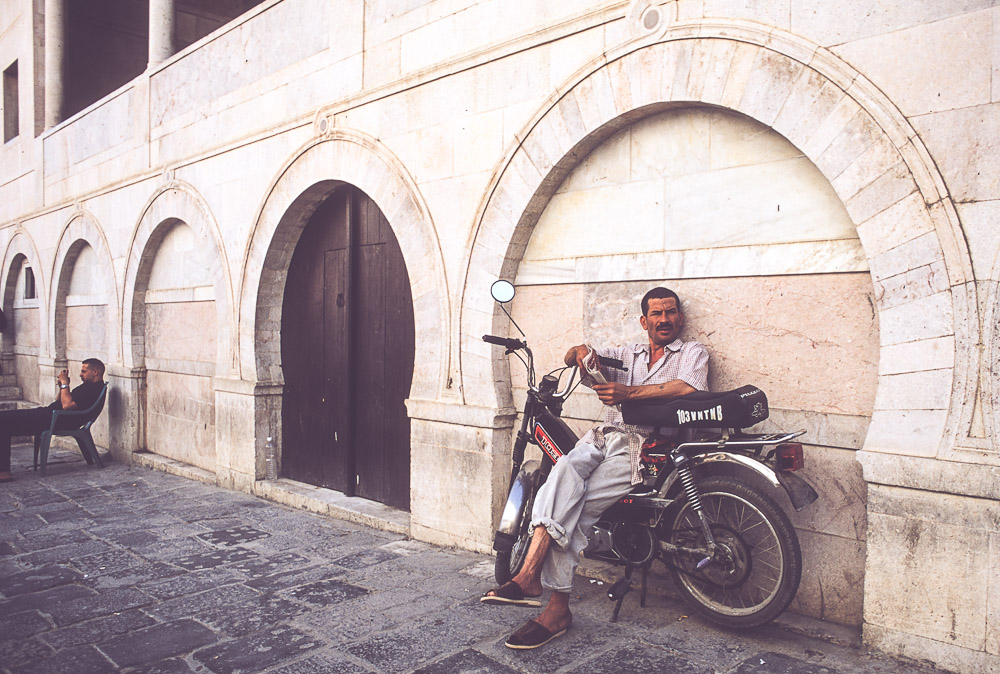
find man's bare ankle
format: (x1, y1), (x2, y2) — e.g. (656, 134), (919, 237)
(536, 607), (572, 632)
(512, 576), (542, 593)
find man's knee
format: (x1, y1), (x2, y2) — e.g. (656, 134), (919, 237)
(562, 441), (607, 480)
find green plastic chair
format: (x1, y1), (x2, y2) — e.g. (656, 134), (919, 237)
(33, 383), (109, 476)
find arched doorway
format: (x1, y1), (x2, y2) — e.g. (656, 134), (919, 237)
(281, 184), (414, 510)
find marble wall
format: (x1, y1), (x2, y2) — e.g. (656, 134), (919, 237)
(518, 108), (865, 285)
(0, 1), (997, 669)
(864, 484), (1000, 673)
(64, 244), (110, 361)
(12, 348), (38, 404)
(10, 258), (40, 404)
(511, 276), (876, 625)
(142, 222), (217, 471)
(504, 107), (879, 624)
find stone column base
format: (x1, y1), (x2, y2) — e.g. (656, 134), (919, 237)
(106, 365), (146, 465)
(214, 377), (283, 491)
(858, 450), (1000, 673)
(406, 398), (517, 553)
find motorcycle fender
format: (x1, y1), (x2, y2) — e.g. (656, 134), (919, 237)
(775, 470), (819, 511)
(667, 452), (818, 512)
(494, 460), (540, 552)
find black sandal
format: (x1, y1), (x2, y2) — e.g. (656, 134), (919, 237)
(480, 580), (542, 607)
(505, 619), (568, 649)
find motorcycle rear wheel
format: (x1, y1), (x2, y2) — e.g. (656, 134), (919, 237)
(494, 486), (537, 585)
(660, 476), (801, 628)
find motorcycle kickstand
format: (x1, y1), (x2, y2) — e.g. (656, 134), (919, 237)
(608, 565), (635, 622)
(640, 562), (649, 608)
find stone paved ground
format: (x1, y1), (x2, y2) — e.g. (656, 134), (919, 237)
(1, 445), (939, 674)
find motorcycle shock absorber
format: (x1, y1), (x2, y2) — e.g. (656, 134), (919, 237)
(673, 451), (717, 569)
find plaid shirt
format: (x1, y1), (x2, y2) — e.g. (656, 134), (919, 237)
(581, 339), (709, 484)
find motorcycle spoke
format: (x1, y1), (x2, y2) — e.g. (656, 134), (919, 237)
(756, 557), (781, 572)
(667, 490), (786, 617)
(733, 502), (749, 529)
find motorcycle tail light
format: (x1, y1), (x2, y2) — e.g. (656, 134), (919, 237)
(776, 443), (803, 471)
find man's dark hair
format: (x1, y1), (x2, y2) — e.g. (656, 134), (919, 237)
(83, 358), (105, 377)
(641, 287), (681, 316)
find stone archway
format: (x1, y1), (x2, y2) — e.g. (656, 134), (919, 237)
(459, 18), (981, 656)
(123, 183), (235, 378)
(237, 130), (449, 517)
(978, 247), (1000, 457)
(2, 230), (48, 353)
(1, 230), (47, 404)
(120, 183), (233, 467)
(239, 131), (449, 398)
(462, 28), (975, 461)
(47, 212), (119, 454)
(49, 211), (119, 367)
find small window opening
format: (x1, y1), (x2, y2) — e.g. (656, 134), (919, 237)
(3, 61), (18, 142)
(23, 266), (35, 300)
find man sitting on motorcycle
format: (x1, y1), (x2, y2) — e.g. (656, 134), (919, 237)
(482, 286), (709, 649)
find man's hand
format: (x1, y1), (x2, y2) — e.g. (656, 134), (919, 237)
(57, 369), (79, 409)
(593, 382), (630, 406)
(564, 344), (592, 369)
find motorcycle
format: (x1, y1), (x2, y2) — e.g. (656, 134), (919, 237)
(484, 280), (818, 627)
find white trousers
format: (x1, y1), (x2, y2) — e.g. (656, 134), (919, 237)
(529, 432), (633, 592)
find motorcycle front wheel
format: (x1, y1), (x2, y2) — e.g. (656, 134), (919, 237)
(660, 476), (802, 628)
(494, 484), (537, 585)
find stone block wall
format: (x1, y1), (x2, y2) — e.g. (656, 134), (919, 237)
(140, 222), (218, 471)
(10, 257), (40, 404)
(864, 485), (1000, 673)
(0, 1), (997, 670)
(11, 309), (39, 404)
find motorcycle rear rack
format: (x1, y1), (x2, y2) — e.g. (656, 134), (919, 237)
(676, 430), (805, 453)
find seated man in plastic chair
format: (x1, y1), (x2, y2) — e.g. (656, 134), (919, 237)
(0, 358), (105, 483)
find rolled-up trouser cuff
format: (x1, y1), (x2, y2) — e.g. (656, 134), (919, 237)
(543, 577), (575, 593)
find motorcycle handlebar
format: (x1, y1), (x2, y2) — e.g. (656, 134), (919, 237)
(600, 356), (626, 370)
(482, 335), (626, 370)
(483, 334), (526, 350)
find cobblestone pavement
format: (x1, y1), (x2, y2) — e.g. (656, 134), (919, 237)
(1, 445), (938, 674)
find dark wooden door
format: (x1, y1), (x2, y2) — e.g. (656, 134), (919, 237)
(281, 186), (414, 510)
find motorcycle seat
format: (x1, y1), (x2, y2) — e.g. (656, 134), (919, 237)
(621, 385), (769, 429)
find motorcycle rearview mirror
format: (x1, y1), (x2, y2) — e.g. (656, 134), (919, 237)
(491, 279), (516, 304)
(490, 279), (525, 338)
